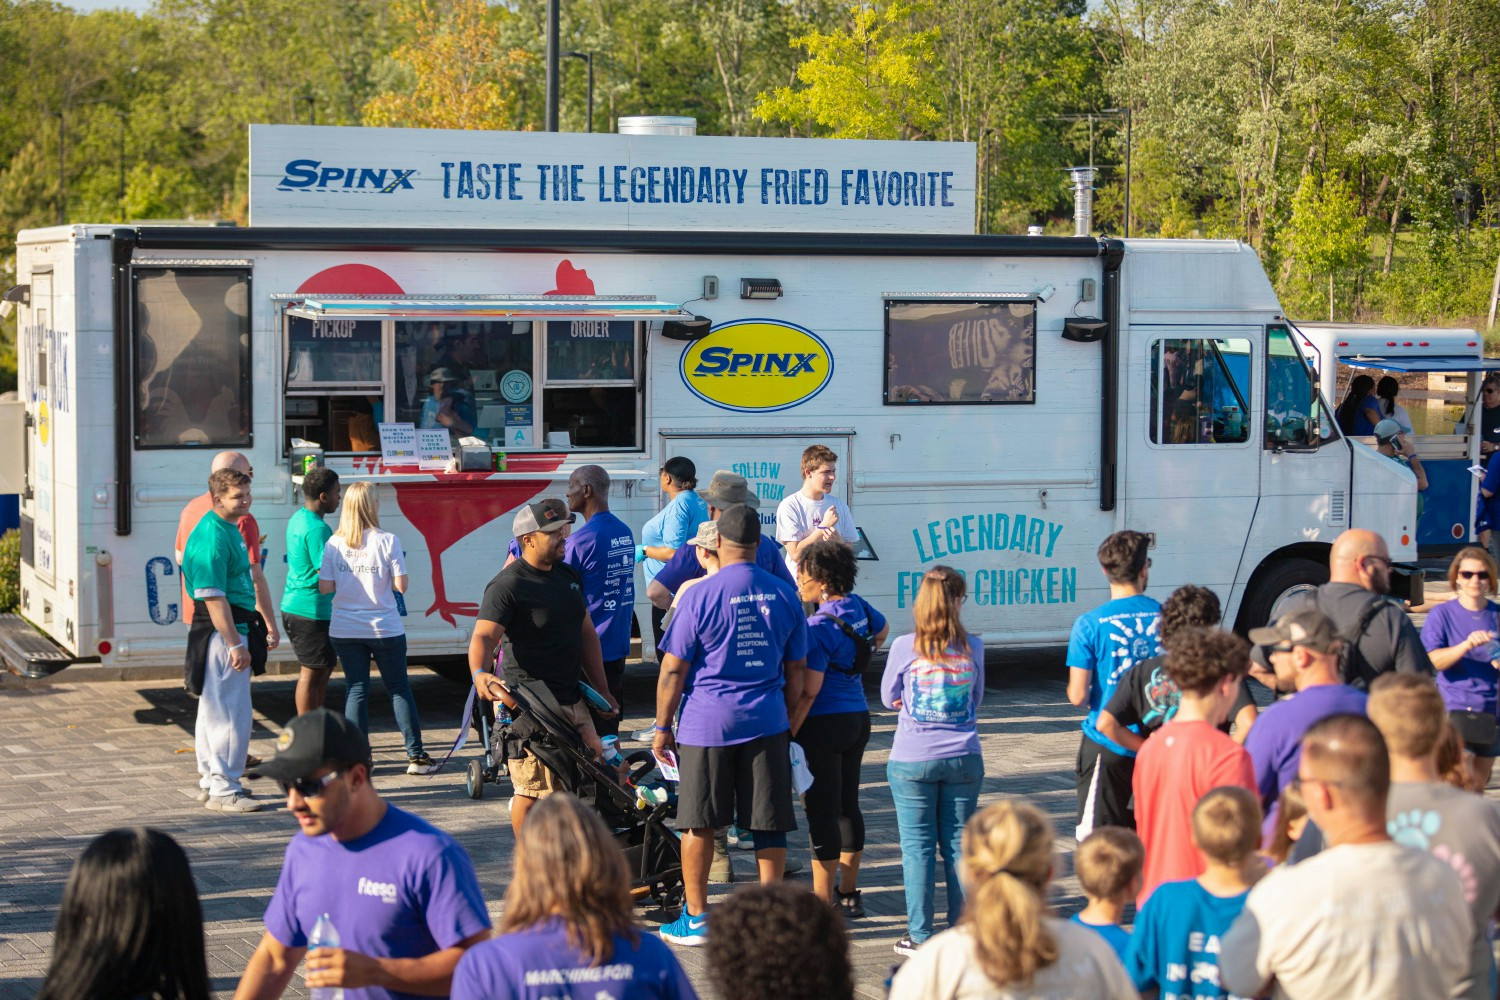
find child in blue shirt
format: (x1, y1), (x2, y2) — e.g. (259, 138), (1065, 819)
(1127, 786), (1265, 999)
(1070, 826), (1143, 964)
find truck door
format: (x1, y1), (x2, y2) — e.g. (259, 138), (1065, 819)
(1124, 327), (1259, 583)
(22, 270), (57, 588)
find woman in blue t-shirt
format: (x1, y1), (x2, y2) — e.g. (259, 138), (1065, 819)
(789, 538), (889, 919)
(1422, 545), (1500, 789)
(880, 565), (986, 958)
(639, 457), (708, 652)
(450, 793), (697, 1000)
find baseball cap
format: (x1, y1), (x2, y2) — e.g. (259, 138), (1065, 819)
(717, 504), (762, 545)
(699, 470), (760, 509)
(513, 498), (575, 536)
(248, 709), (371, 783)
(686, 521), (719, 551)
(1373, 418), (1403, 447)
(1248, 607), (1340, 654)
(427, 366), (461, 384)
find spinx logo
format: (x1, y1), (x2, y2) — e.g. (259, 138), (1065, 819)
(692, 347), (818, 377)
(278, 159), (417, 193)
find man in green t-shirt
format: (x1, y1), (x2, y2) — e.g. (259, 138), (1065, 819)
(281, 467), (342, 714)
(182, 467), (263, 812)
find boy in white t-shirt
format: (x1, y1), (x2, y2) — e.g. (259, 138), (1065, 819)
(775, 444), (858, 577)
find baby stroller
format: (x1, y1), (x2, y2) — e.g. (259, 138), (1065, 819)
(494, 677), (685, 915)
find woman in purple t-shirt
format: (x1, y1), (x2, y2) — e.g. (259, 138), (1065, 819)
(450, 793), (697, 1000)
(1422, 546), (1500, 789)
(880, 565), (986, 958)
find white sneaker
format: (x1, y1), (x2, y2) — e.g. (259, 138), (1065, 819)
(206, 792), (263, 813)
(406, 753), (439, 775)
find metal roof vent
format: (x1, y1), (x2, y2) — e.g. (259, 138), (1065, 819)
(1070, 167), (1095, 237)
(617, 116), (697, 136)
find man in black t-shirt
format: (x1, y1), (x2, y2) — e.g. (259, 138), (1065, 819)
(1097, 584), (1259, 750)
(466, 498), (619, 833)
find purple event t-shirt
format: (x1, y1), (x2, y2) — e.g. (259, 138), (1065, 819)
(651, 533), (794, 595)
(450, 917), (698, 1000)
(806, 594), (887, 717)
(564, 510), (636, 662)
(659, 562), (808, 746)
(880, 633), (985, 762)
(1244, 683), (1368, 840)
(264, 805), (491, 1000)
(1421, 598), (1500, 714)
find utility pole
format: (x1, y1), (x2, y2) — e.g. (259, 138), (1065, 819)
(55, 111), (65, 226)
(566, 51), (594, 133)
(544, 0), (560, 132)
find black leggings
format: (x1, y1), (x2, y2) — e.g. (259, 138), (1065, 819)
(797, 710), (870, 862)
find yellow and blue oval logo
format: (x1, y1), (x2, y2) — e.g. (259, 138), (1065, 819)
(679, 320), (834, 413)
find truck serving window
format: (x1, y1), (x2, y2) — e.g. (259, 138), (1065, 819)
(884, 300), (1036, 404)
(133, 268), (252, 449)
(1150, 338), (1251, 445)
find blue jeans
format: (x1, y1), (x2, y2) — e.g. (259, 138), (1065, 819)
(330, 635), (424, 757)
(888, 753), (984, 943)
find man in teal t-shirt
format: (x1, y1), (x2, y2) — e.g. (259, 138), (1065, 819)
(182, 467), (263, 812)
(281, 468), (341, 714)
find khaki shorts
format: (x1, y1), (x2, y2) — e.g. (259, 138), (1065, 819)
(506, 699), (600, 798)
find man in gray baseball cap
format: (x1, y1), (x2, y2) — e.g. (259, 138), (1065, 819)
(465, 497), (615, 834)
(647, 470), (793, 612)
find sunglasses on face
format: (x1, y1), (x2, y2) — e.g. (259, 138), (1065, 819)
(1460, 570), (1492, 580)
(277, 770), (342, 798)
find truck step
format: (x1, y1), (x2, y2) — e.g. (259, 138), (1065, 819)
(0, 613), (75, 679)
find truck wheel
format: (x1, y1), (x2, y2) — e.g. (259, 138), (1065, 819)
(1239, 558), (1329, 632)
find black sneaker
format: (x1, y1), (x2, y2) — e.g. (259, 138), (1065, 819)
(893, 936), (918, 957)
(837, 888), (865, 919)
(406, 753), (438, 775)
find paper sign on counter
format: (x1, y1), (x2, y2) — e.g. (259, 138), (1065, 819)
(416, 429), (453, 470)
(377, 422), (418, 465)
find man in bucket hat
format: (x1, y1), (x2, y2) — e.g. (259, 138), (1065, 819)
(236, 710), (490, 998)
(1244, 607), (1370, 845)
(465, 499), (619, 833)
(645, 470), (796, 612)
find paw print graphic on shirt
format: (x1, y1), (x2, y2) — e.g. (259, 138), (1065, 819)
(1388, 808), (1442, 849)
(1433, 844), (1480, 904)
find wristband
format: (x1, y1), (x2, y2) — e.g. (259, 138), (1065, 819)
(653, 724), (673, 732)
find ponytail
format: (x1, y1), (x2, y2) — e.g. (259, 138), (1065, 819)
(961, 800), (1059, 988)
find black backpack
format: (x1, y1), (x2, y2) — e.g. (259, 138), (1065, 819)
(1317, 591), (1387, 687)
(815, 605), (874, 677)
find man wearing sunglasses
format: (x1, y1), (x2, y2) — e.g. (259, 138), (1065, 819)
(1222, 713), (1469, 999)
(236, 711), (491, 1000)
(1244, 607), (1370, 848)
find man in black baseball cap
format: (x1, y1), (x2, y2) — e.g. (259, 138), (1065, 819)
(237, 710), (491, 997)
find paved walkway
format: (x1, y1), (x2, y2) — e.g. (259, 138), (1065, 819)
(0, 651), (1084, 999)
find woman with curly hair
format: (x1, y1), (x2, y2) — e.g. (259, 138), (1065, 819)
(706, 884), (853, 1000)
(889, 799), (1139, 999)
(450, 793), (697, 999)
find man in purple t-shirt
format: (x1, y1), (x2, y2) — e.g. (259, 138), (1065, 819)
(564, 465), (636, 738)
(236, 711), (491, 1000)
(652, 505), (808, 947)
(645, 470), (794, 611)
(1245, 607), (1369, 841)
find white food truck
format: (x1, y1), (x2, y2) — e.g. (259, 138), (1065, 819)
(0, 123), (1427, 678)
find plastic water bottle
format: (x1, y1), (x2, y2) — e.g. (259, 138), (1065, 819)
(600, 735), (624, 769)
(308, 913), (344, 1000)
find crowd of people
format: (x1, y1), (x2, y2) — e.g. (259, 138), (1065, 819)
(34, 441), (1500, 999)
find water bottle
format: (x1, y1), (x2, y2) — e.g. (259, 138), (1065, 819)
(600, 735), (624, 769)
(308, 913), (344, 1000)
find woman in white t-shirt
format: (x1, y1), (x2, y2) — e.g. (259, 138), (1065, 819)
(318, 482), (434, 774)
(889, 799), (1139, 1000)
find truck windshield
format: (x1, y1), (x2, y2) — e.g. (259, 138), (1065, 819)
(1268, 325), (1335, 449)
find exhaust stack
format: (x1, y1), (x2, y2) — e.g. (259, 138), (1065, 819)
(1071, 167), (1095, 237)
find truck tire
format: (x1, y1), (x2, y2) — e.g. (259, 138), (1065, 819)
(1238, 557), (1329, 632)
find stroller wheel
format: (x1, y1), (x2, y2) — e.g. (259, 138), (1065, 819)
(465, 759), (484, 799)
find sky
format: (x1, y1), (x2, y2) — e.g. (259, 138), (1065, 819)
(65, 0), (155, 11)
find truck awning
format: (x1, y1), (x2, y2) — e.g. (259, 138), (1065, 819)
(1341, 355), (1500, 373)
(280, 295), (685, 320)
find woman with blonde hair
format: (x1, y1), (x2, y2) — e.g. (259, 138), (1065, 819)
(450, 793), (697, 999)
(880, 565), (986, 957)
(1421, 544), (1500, 789)
(318, 481), (433, 773)
(890, 800), (1139, 999)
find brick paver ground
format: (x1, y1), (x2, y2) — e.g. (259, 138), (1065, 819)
(0, 650), (1085, 999)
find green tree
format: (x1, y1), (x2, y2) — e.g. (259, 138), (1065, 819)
(753, 1), (942, 139)
(1283, 172), (1369, 320)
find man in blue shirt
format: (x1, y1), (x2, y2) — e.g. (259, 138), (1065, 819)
(564, 464), (635, 738)
(1066, 530), (1162, 839)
